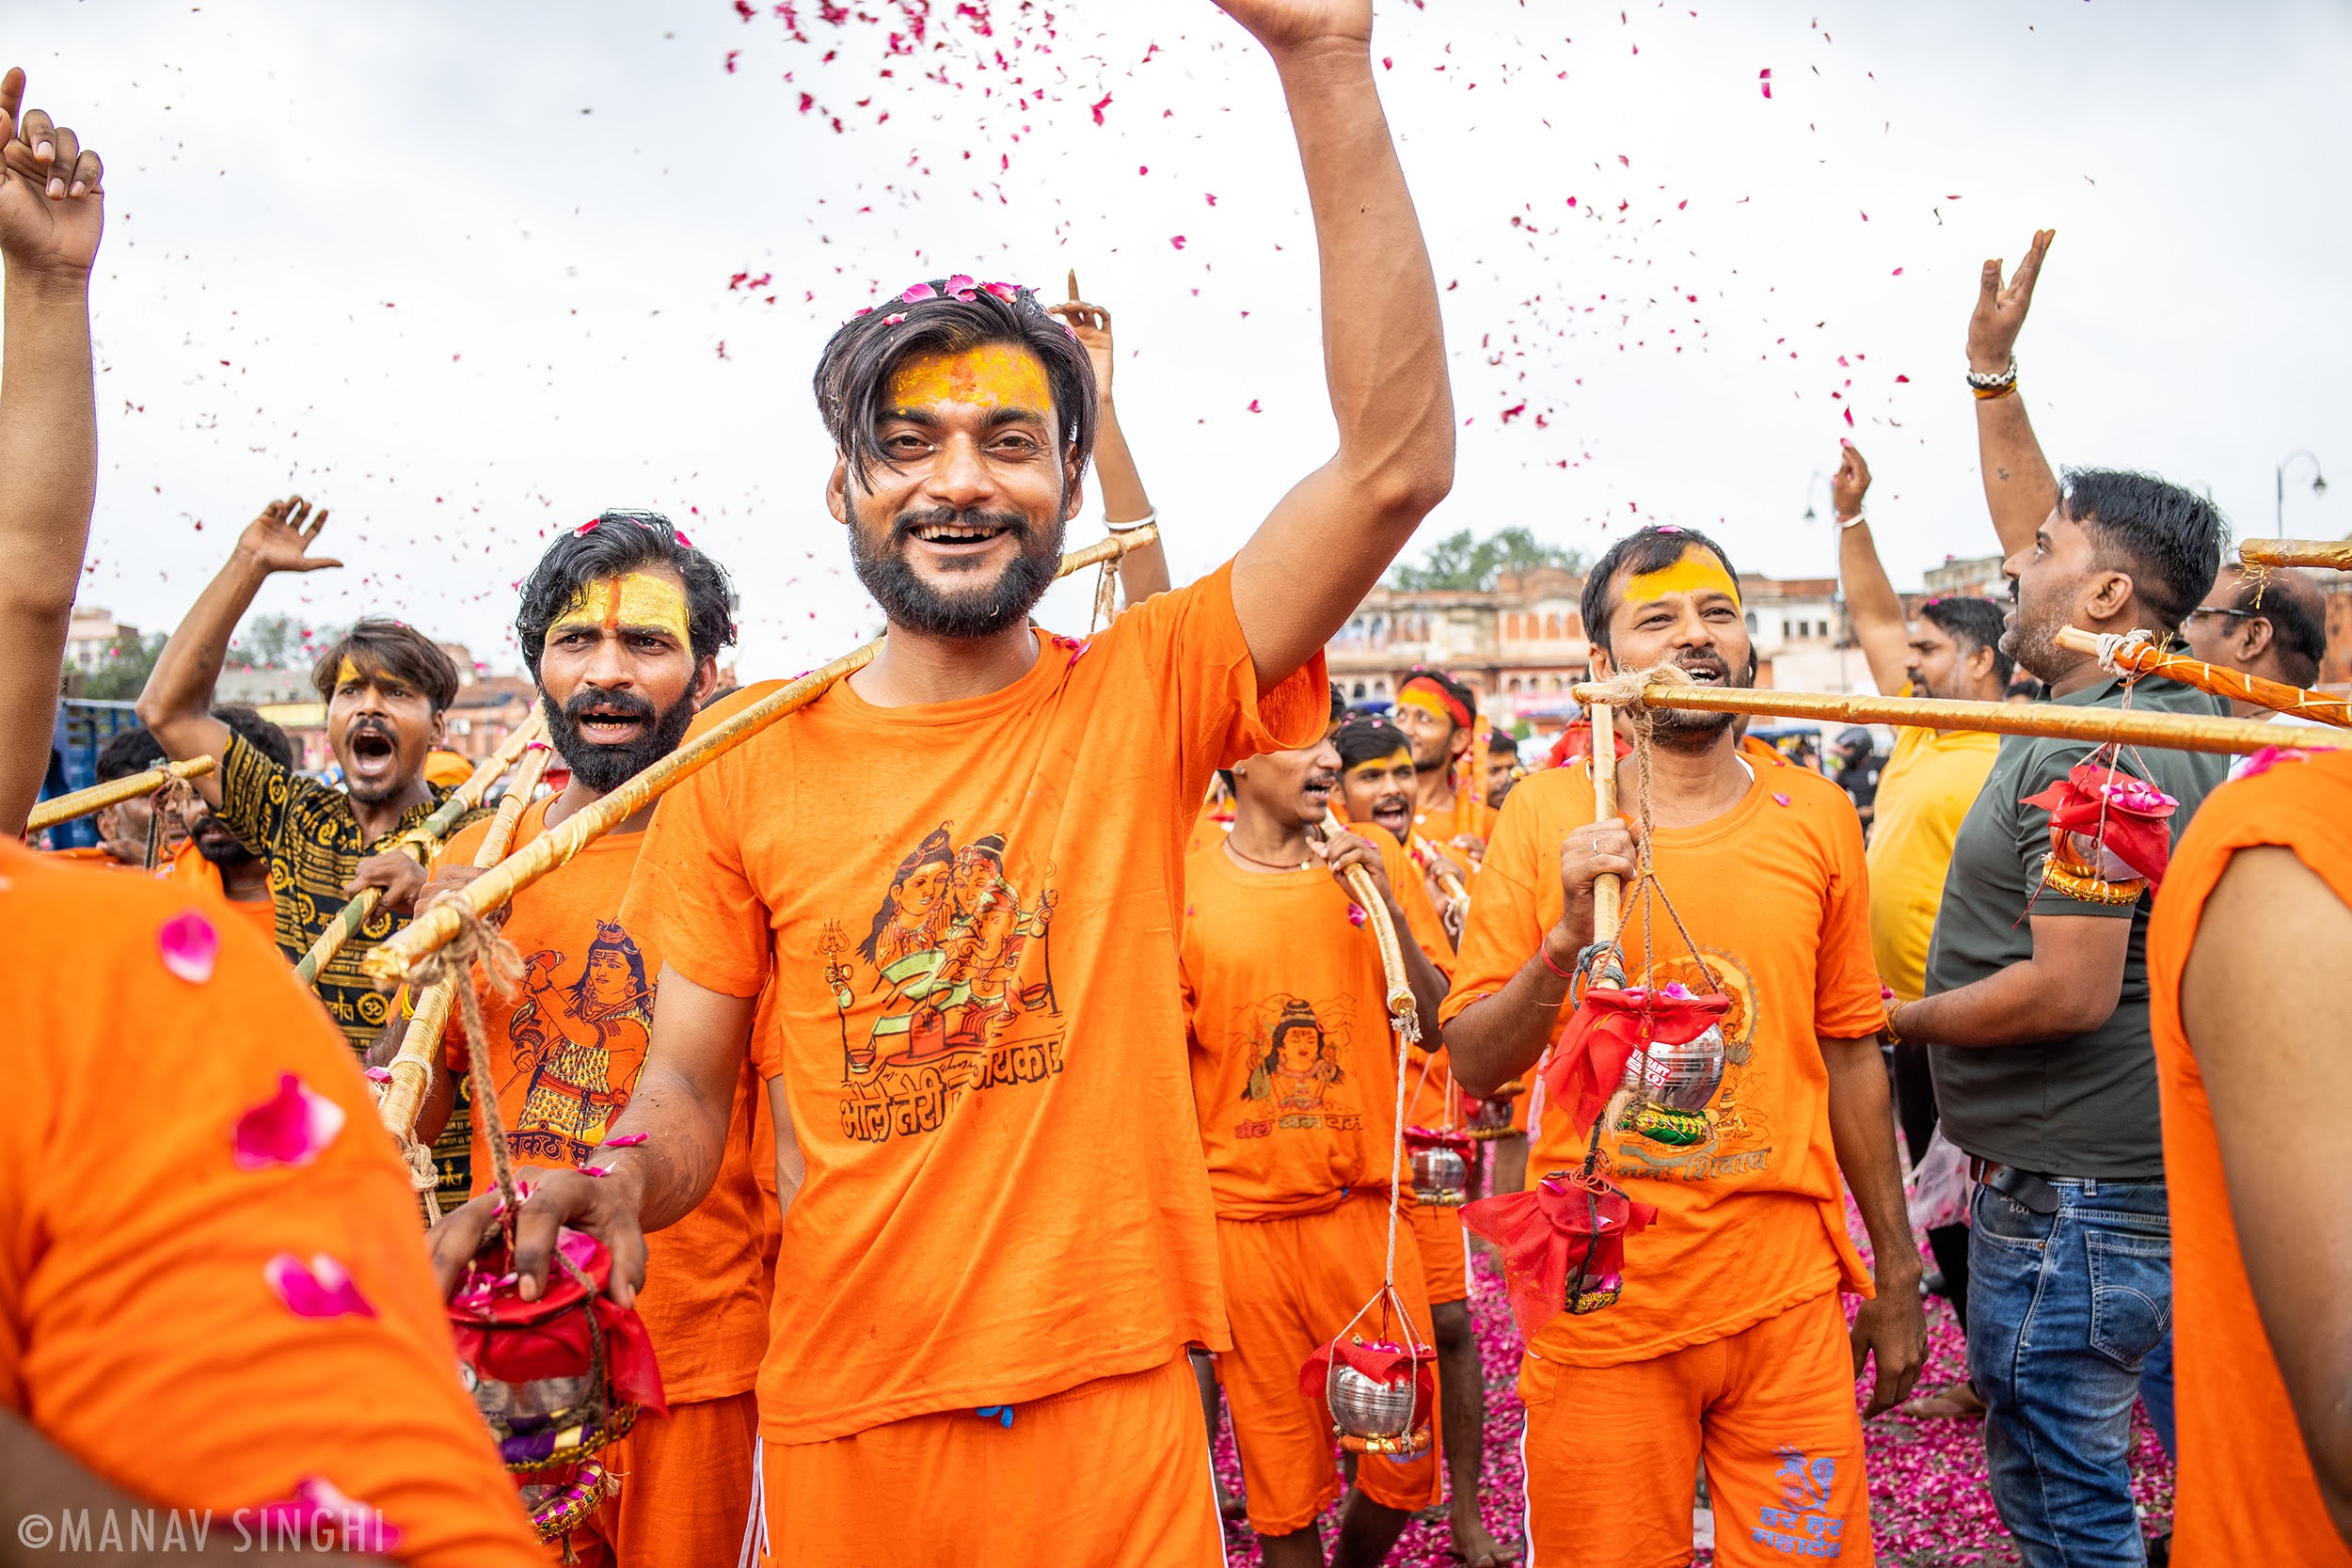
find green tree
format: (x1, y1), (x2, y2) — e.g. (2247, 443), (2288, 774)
(1388, 527), (1587, 592)
(81, 629), (167, 700)
(229, 610), (344, 670)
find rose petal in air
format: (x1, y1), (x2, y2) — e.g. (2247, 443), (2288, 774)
(232, 1074), (348, 1170)
(156, 910), (220, 985)
(264, 1253), (376, 1320)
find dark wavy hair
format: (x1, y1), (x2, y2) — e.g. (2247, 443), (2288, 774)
(515, 511), (738, 678)
(2061, 468), (2224, 632)
(1580, 525), (1742, 662)
(1334, 714), (1413, 770)
(1918, 595), (2016, 688)
(310, 619), (461, 713)
(813, 281), (1098, 494)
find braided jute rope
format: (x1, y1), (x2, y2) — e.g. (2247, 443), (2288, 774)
(408, 893), (528, 1242)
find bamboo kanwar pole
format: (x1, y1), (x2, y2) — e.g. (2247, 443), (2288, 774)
(2054, 626), (2351, 730)
(2242, 538), (2352, 572)
(1568, 679), (2342, 759)
(376, 740), (557, 1148)
(1322, 812), (1420, 1037)
(294, 711), (548, 985)
(366, 524), (1164, 987)
(26, 755), (216, 833)
(1588, 703), (1621, 947)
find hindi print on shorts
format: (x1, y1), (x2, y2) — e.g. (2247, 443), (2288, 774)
(827, 822), (1063, 1145)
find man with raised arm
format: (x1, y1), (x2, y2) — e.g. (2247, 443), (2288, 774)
(1048, 277), (1172, 606)
(507, 4), (1452, 1560)
(1888, 230), (2229, 1567)
(1834, 437), (2011, 1418)
(1441, 524), (1923, 1568)
(0, 67), (543, 1567)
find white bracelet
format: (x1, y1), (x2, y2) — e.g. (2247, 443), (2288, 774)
(1836, 513), (1867, 531)
(1105, 509), (1157, 533)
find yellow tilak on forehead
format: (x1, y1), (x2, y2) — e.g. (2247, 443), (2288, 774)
(888, 344), (1054, 413)
(1344, 751), (1411, 780)
(335, 657), (362, 687)
(1627, 550), (1742, 608)
(551, 571), (691, 642)
(1396, 689), (1454, 722)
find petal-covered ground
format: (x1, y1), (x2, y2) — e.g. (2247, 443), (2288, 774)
(1210, 1234), (2172, 1566)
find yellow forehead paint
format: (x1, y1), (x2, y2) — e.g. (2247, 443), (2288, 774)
(335, 657), (362, 687)
(1396, 689), (1454, 722)
(1344, 751), (1412, 780)
(551, 571), (691, 642)
(888, 345), (1054, 413)
(1626, 549), (1742, 608)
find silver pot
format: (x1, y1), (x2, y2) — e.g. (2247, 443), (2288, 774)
(473, 1372), (590, 1424)
(1328, 1363), (1418, 1438)
(1636, 1023), (1726, 1114)
(2060, 831), (2137, 882)
(1411, 1147), (1470, 1201)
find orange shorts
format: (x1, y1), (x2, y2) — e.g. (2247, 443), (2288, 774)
(758, 1355), (1220, 1567)
(1406, 1195), (1470, 1308)
(550, 1390), (761, 1568)
(1216, 1194), (1444, 1536)
(1518, 1291), (1872, 1568)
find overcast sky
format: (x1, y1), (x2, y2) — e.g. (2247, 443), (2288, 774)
(11, 0), (2349, 677)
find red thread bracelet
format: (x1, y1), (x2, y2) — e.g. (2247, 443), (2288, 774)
(1539, 942), (1578, 981)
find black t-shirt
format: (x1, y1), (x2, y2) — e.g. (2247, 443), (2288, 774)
(1838, 752), (1887, 816)
(1925, 675), (2228, 1179)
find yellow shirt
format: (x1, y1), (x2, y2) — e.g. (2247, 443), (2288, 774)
(1865, 719), (2000, 1002)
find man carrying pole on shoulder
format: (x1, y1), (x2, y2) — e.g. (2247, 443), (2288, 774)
(503, 2), (1454, 1560)
(1442, 524), (1923, 1568)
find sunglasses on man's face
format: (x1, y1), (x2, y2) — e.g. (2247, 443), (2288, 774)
(2185, 606), (2257, 623)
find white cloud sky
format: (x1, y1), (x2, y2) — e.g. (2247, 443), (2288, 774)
(10, 0), (2349, 677)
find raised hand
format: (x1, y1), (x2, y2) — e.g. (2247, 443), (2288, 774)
(1213, 0), (1373, 51)
(0, 68), (104, 275)
(1967, 229), (2054, 376)
(235, 495), (342, 575)
(1046, 271), (1114, 402)
(1832, 439), (1871, 520)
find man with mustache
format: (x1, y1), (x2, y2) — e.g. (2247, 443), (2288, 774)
(411, 513), (771, 1568)
(1391, 666), (1490, 865)
(162, 704), (296, 937)
(1443, 524), (1923, 1568)
(141, 497), (483, 1199)
(44, 724), (185, 871)
(501, 3), (1454, 1559)
(1184, 687), (1462, 1568)
(1884, 230), (2229, 1567)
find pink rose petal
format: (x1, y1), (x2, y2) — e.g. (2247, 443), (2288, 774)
(944, 273), (975, 293)
(579, 1164), (610, 1179)
(232, 1074), (347, 1170)
(605, 1132), (648, 1148)
(157, 910), (219, 985)
(1773, 792), (1792, 806)
(899, 282), (937, 302)
(363, 1065), (392, 1085)
(248, 1477), (402, 1556)
(264, 1253), (375, 1320)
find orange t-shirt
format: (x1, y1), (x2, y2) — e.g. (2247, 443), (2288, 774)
(434, 800), (770, 1405)
(620, 563), (1328, 1443)
(163, 839), (280, 941)
(2147, 748), (2352, 1563)
(1438, 752), (1883, 1367)
(42, 843), (152, 874)
(0, 839), (539, 1565)
(1186, 796), (1234, 857)
(1183, 829), (1452, 1219)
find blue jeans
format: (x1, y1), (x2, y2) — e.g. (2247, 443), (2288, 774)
(1967, 1177), (2169, 1568)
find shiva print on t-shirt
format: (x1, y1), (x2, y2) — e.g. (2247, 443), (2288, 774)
(1230, 992), (1366, 1139)
(503, 918), (655, 1166)
(1608, 943), (1776, 1183)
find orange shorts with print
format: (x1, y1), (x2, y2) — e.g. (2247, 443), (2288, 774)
(1216, 1195), (1445, 1536)
(1519, 1291), (1872, 1568)
(551, 1391), (760, 1568)
(759, 1355), (1221, 1567)
(1407, 1195), (1470, 1309)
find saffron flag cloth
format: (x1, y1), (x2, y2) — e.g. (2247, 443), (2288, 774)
(1461, 1170), (1658, 1339)
(1543, 983), (1733, 1134)
(2021, 760), (2179, 889)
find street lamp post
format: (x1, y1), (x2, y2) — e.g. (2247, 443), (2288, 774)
(2276, 451), (2328, 538)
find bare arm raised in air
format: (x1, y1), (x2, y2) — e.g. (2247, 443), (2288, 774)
(1049, 276), (1170, 603)
(1832, 442), (1915, 699)
(1968, 229), (2060, 559)
(1217, 0), (1454, 687)
(0, 68), (105, 835)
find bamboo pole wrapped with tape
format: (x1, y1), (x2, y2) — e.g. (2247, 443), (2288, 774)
(1321, 810), (1420, 1045)
(1566, 671), (2343, 758)
(2054, 626), (2351, 730)
(294, 710), (548, 985)
(366, 524), (1163, 988)
(26, 755), (215, 834)
(1587, 702), (1622, 949)
(2241, 537), (2352, 572)
(377, 738), (558, 1161)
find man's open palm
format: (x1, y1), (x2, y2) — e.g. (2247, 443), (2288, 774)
(239, 496), (342, 574)
(0, 69), (105, 274)
(1967, 229), (2054, 375)
(1213, 0), (1372, 50)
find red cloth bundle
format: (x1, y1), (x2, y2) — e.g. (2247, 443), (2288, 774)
(449, 1228), (667, 1422)
(1544, 984), (1732, 1133)
(1461, 1169), (1658, 1338)
(2021, 761), (2179, 889)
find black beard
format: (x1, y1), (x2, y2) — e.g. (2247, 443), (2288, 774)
(191, 815), (259, 867)
(1649, 650), (1750, 752)
(546, 687), (698, 794)
(849, 504), (1064, 640)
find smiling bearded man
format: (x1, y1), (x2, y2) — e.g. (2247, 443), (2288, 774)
(477, 2), (1460, 1560)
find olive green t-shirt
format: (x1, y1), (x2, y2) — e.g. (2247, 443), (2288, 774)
(1925, 673), (2228, 1179)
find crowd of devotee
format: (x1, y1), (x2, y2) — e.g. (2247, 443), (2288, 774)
(5, 4), (2350, 1564)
